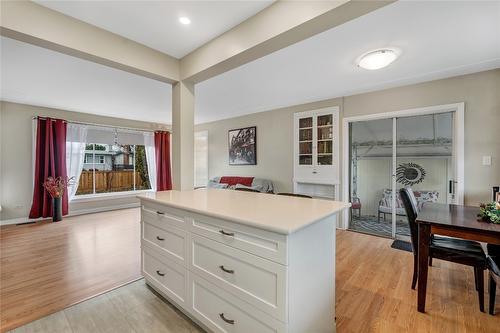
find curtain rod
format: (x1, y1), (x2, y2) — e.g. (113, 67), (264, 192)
(33, 116), (171, 133)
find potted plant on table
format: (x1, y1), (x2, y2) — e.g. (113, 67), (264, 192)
(478, 202), (500, 224)
(42, 176), (73, 222)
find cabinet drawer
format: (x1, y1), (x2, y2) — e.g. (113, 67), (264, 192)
(142, 221), (187, 266)
(190, 213), (287, 265)
(190, 273), (285, 333)
(142, 203), (186, 230)
(190, 235), (286, 321)
(142, 250), (187, 307)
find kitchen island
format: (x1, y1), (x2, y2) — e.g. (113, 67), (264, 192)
(138, 189), (349, 333)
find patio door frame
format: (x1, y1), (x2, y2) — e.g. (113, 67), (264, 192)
(341, 102), (465, 235)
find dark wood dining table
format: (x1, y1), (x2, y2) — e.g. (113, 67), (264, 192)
(415, 203), (500, 313)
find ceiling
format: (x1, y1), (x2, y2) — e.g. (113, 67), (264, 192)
(0, 37), (172, 124)
(195, 1), (500, 124)
(1, 1), (499, 125)
(34, 0), (273, 58)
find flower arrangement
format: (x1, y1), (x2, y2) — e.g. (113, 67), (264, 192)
(42, 176), (73, 198)
(478, 202), (500, 224)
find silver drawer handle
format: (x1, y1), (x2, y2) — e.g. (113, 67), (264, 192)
(219, 313), (235, 324)
(156, 211), (165, 215)
(219, 229), (234, 237)
(156, 236), (165, 241)
(156, 270), (165, 277)
(219, 265), (234, 274)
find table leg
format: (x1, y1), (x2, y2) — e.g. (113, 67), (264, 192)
(418, 223), (431, 313)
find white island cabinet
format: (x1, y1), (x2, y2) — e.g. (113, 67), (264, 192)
(138, 189), (349, 333)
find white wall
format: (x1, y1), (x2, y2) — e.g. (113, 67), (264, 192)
(356, 157), (448, 215)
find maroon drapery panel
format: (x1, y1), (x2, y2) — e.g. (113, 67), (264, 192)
(155, 131), (172, 191)
(29, 117), (68, 218)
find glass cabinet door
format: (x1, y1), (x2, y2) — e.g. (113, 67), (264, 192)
(298, 117), (313, 165)
(316, 114), (333, 165)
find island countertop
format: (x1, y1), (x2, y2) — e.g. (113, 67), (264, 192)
(137, 189), (350, 234)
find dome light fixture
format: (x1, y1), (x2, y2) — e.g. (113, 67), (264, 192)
(179, 16), (191, 25)
(357, 48), (400, 70)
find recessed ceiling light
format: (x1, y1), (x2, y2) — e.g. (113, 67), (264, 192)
(357, 48), (400, 70)
(179, 17), (191, 25)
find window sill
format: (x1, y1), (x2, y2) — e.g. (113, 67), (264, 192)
(71, 189), (154, 203)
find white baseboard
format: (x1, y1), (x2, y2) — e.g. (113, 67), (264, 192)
(0, 202), (140, 226)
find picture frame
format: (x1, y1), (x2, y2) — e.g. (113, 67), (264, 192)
(228, 126), (257, 165)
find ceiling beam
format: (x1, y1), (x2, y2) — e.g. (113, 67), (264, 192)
(0, 1), (179, 84)
(180, 0), (395, 83)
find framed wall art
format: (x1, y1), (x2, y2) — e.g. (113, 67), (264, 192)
(228, 126), (256, 165)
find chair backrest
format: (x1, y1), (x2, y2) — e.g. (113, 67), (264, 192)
(276, 192), (312, 199)
(234, 187), (260, 193)
(399, 187), (419, 254)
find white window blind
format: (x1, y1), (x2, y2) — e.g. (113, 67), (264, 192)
(194, 131), (208, 187)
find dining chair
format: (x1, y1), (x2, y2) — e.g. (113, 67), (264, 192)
(487, 244), (500, 315)
(399, 187), (487, 312)
(276, 193), (312, 199)
(234, 187), (260, 193)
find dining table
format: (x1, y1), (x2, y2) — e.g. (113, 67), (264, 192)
(415, 203), (500, 313)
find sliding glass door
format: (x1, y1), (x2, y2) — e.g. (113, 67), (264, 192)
(349, 118), (394, 237)
(348, 111), (456, 239)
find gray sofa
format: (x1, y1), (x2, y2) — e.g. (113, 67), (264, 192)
(207, 176), (275, 193)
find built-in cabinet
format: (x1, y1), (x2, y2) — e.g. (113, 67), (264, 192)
(293, 107), (339, 199)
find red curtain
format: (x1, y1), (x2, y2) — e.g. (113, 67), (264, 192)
(155, 131), (172, 191)
(29, 117), (68, 218)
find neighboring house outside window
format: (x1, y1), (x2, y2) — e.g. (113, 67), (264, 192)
(76, 140), (151, 196)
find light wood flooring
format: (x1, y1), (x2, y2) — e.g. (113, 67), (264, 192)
(0, 209), (142, 332)
(2, 208), (499, 332)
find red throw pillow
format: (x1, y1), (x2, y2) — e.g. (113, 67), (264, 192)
(219, 176), (254, 187)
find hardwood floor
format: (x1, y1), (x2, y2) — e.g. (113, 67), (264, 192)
(2, 208), (499, 332)
(336, 231), (500, 333)
(0, 209), (142, 332)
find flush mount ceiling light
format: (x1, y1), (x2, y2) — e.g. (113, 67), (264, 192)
(357, 48), (400, 70)
(179, 16), (191, 25)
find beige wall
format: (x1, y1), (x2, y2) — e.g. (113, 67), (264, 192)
(196, 69), (500, 206)
(0, 101), (169, 221)
(196, 98), (343, 193)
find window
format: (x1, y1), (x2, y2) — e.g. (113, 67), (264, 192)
(76, 127), (152, 196)
(194, 131), (208, 187)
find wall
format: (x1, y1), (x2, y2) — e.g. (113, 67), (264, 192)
(196, 97), (343, 193)
(196, 69), (500, 206)
(357, 158), (448, 215)
(0, 101), (169, 221)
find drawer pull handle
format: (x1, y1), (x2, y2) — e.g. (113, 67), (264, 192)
(219, 229), (234, 237)
(219, 313), (235, 324)
(156, 236), (165, 241)
(156, 270), (165, 276)
(219, 265), (234, 274)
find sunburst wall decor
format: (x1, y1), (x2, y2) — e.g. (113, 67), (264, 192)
(396, 162), (426, 186)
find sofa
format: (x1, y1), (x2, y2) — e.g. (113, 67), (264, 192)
(378, 189), (439, 222)
(207, 176), (275, 193)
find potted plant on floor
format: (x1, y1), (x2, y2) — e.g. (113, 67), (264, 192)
(43, 176), (73, 222)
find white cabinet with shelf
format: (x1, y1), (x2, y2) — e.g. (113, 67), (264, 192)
(293, 107), (339, 199)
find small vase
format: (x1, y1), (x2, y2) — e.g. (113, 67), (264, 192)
(53, 197), (62, 222)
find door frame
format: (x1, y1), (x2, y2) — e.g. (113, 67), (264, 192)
(341, 102), (465, 231)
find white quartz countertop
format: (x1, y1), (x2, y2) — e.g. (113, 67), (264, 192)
(138, 189), (350, 234)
